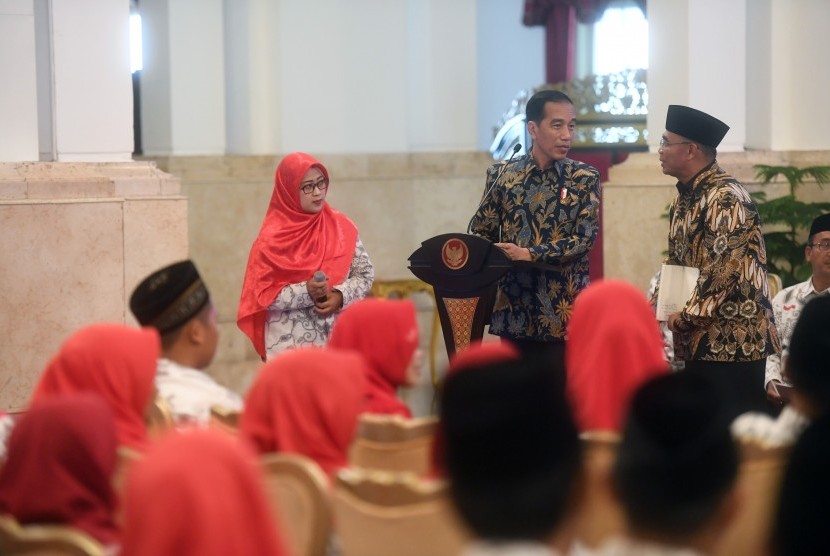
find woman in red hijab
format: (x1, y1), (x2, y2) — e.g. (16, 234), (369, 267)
(31, 323), (160, 451)
(240, 347), (367, 478)
(328, 298), (422, 417)
(0, 394), (120, 548)
(566, 279), (669, 432)
(120, 429), (288, 556)
(237, 152), (374, 360)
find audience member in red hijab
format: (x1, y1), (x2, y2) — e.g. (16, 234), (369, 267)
(120, 429), (288, 556)
(0, 394), (119, 548)
(31, 323), (160, 450)
(566, 279), (669, 432)
(328, 298), (422, 417)
(240, 347), (368, 477)
(237, 152), (375, 361)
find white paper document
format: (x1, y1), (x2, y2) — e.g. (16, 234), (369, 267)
(655, 264), (700, 321)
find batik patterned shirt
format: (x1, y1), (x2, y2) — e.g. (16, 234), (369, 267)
(265, 239), (374, 358)
(660, 161), (780, 362)
(469, 154), (601, 341)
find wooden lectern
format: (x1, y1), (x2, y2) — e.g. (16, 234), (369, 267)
(408, 233), (512, 358)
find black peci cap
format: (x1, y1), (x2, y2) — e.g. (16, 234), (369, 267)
(129, 260), (210, 334)
(665, 105), (730, 148)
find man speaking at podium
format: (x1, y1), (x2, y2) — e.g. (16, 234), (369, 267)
(469, 89), (601, 378)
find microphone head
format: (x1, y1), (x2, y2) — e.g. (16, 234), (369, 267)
(512, 143), (522, 154)
(313, 271), (327, 282)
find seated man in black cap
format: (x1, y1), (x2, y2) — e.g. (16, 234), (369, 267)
(605, 372), (741, 555)
(733, 295), (830, 447)
(653, 104), (780, 420)
(130, 260), (243, 426)
(439, 358), (583, 555)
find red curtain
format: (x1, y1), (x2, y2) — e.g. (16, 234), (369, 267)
(522, 0), (646, 84)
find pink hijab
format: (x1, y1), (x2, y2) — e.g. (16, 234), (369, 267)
(566, 279), (669, 432)
(237, 152), (359, 359)
(328, 298), (419, 417)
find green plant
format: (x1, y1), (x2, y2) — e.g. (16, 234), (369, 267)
(752, 164), (830, 287)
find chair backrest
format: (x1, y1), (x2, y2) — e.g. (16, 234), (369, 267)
(768, 273), (783, 299)
(0, 514), (105, 556)
(713, 440), (792, 556)
(332, 468), (470, 556)
(573, 431), (626, 549)
(210, 405), (241, 429)
(145, 396), (174, 438)
(348, 414), (438, 476)
(260, 453), (332, 556)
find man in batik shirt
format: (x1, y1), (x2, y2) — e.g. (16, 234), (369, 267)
(655, 104), (780, 420)
(469, 89), (601, 381)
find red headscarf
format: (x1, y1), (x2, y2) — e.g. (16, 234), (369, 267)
(566, 279), (669, 432)
(0, 394), (119, 545)
(120, 429), (288, 556)
(240, 347), (367, 477)
(447, 340), (521, 376)
(237, 152), (359, 359)
(31, 324), (159, 450)
(328, 298), (419, 417)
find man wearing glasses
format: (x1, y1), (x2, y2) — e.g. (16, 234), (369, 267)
(765, 214), (830, 404)
(653, 105), (780, 420)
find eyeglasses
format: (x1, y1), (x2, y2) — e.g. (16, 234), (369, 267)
(808, 240), (830, 252)
(300, 178), (328, 195)
(659, 138), (693, 148)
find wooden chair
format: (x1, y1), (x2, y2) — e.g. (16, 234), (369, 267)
(0, 514), (104, 556)
(209, 405), (241, 436)
(145, 396), (174, 438)
(768, 272), (783, 299)
(332, 467), (470, 556)
(260, 453), (332, 556)
(573, 431), (626, 549)
(713, 440), (792, 556)
(348, 414), (438, 476)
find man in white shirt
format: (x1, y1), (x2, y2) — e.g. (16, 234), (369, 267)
(765, 213), (830, 403)
(130, 260), (243, 426)
(439, 358), (583, 556)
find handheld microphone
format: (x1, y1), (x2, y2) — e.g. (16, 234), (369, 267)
(467, 143), (522, 234)
(312, 271), (328, 302)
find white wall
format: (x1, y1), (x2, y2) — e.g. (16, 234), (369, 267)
(0, 0), (38, 162)
(476, 0), (544, 151)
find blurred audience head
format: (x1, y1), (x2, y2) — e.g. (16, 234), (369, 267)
(31, 323), (159, 450)
(240, 347), (367, 476)
(0, 394), (119, 545)
(447, 340), (520, 376)
(329, 298), (421, 416)
(772, 411), (830, 556)
(786, 295), (830, 418)
(566, 279), (668, 432)
(120, 429), (288, 556)
(129, 259), (218, 369)
(440, 357), (582, 546)
(614, 372), (739, 547)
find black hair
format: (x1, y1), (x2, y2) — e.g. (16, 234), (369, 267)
(440, 358), (582, 542)
(613, 372), (738, 539)
(787, 296), (830, 412)
(526, 90), (574, 125)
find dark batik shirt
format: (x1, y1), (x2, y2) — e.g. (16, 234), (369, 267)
(469, 154), (601, 341)
(661, 161), (780, 362)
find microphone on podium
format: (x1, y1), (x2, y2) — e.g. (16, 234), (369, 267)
(312, 271), (328, 303)
(467, 143), (522, 234)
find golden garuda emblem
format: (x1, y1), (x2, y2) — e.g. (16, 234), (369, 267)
(441, 238), (469, 270)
